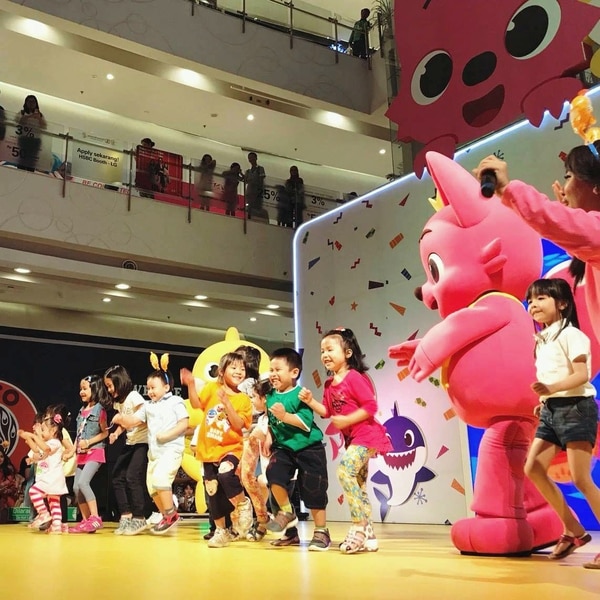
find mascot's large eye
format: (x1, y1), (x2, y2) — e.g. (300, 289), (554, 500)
(427, 253), (444, 283)
(411, 51), (453, 105)
(204, 362), (219, 381)
(404, 429), (415, 448)
(505, 0), (560, 60)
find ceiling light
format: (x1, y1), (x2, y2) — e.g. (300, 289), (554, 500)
(115, 283), (130, 290)
(194, 294), (208, 300)
(379, 148), (386, 155)
(250, 317), (257, 322)
(247, 114), (255, 121)
(106, 73), (114, 80)
(102, 297), (111, 303)
(267, 304), (279, 309)
(14, 267), (31, 274)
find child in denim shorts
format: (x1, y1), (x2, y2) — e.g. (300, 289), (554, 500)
(524, 278), (600, 567)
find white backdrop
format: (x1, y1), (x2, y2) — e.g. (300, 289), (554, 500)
(294, 87), (600, 523)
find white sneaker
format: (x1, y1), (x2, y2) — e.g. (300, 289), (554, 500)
(114, 516), (132, 535)
(208, 526), (236, 548)
(146, 512), (162, 528)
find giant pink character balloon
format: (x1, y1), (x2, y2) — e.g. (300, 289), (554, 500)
(388, 0), (596, 177)
(389, 152), (563, 556)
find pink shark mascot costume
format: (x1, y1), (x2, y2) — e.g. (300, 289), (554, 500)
(389, 152), (563, 555)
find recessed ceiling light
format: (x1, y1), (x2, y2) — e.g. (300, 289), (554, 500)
(247, 114), (254, 121)
(115, 283), (130, 290)
(267, 304), (279, 309)
(14, 267), (31, 274)
(194, 294), (208, 300)
(250, 317), (257, 322)
(106, 73), (114, 80)
(102, 297), (111, 303)
(379, 148), (386, 155)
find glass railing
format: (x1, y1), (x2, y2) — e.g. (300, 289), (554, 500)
(0, 108), (346, 230)
(190, 0), (378, 64)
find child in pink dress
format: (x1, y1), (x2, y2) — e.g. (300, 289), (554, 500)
(300, 328), (392, 554)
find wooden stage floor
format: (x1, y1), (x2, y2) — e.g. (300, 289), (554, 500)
(1, 520), (599, 599)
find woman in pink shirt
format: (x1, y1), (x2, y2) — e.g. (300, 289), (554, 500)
(476, 144), (600, 346)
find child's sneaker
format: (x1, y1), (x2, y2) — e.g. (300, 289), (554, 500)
(151, 512), (179, 535)
(364, 523), (379, 552)
(69, 518), (89, 533)
(208, 526), (236, 548)
(47, 522), (63, 535)
(84, 515), (103, 533)
(114, 516), (132, 535)
(123, 518), (147, 536)
(233, 498), (253, 537)
(339, 526), (366, 554)
(308, 528), (331, 552)
(266, 510), (298, 537)
(31, 513), (51, 530)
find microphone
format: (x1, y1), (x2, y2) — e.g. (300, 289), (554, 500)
(480, 169), (497, 198)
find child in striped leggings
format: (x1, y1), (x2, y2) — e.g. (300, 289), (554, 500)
(19, 412), (68, 533)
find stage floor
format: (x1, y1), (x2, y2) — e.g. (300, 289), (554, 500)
(1, 520), (599, 599)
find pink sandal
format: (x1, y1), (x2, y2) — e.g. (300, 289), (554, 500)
(549, 532), (591, 560)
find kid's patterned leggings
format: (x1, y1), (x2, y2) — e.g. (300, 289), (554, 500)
(337, 445), (377, 524)
(240, 434), (269, 523)
(29, 485), (61, 525)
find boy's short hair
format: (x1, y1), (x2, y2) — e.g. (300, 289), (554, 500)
(270, 347), (303, 376)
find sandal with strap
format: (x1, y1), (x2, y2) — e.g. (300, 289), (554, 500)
(549, 532), (592, 560)
(583, 553), (600, 569)
(340, 527), (366, 555)
(246, 522), (267, 542)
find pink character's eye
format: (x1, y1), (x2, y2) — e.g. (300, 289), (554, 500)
(411, 51), (453, 106)
(427, 253), (445, 283)
(505, 0), (561, 60)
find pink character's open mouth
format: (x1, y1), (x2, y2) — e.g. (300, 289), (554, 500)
(463, 85), (505, 128)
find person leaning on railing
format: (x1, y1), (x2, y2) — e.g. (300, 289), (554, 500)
(348, 8), (372, 59)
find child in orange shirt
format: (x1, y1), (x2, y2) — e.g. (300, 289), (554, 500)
(180, 351), (253, 547)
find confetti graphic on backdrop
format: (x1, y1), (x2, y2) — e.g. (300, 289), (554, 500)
(389, 302), (406, 315)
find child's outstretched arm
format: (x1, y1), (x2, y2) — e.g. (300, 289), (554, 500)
(180, 368), (202, 409)
(299, 387), (327, 418)
(269, 402), (310, 431)
(112, 412), (144, 430)
(156, 417), (190, 445)
(18, 430), (50, 457)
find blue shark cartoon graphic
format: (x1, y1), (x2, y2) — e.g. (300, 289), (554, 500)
(371, 404), (435, 521)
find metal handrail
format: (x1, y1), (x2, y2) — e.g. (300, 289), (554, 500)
(188, 0), (375, 65)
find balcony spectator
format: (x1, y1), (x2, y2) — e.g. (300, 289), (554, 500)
(275, 184), (293, 227)
(197, 153), (217, 211)
(348, 8), (372, 59)
(222, 162), (244, 216)
(285, 165), (306, 227)
(245, 152), (266, 219)
(16, 94), (47, 171)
